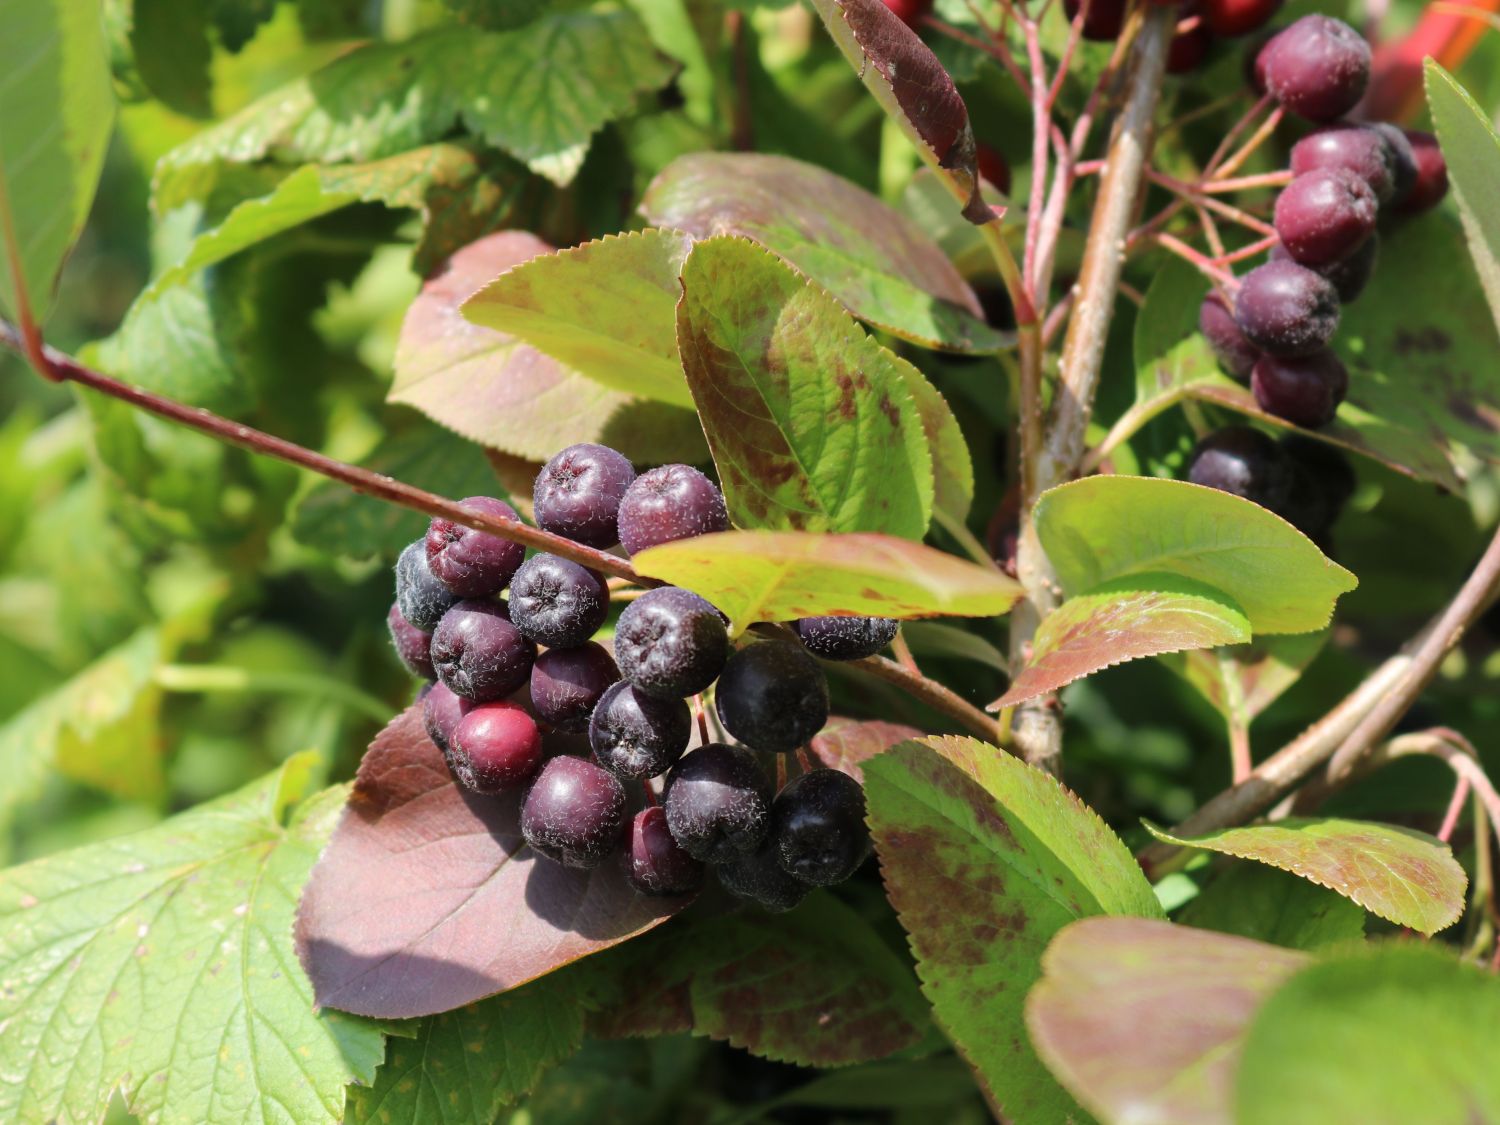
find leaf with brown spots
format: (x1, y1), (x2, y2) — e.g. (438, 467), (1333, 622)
(994, 574), (1251, 708)
(1144, 817), (1467, 935)
(807, 0), (988, 224)
(1026, 918), (1309, 1125)
(391, 230), (705, 464)
(863, 736), (1163, 1122)
(589, 894), (929, 1067)
(631, 530), (1022, 635)
(295, 706), (686, 1019)
(808, 716), (924, 784)
(641, 152), (1001, 353)
(676, 235), (938, 538)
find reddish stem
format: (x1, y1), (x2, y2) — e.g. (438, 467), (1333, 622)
(1154, 231), (1238, 287)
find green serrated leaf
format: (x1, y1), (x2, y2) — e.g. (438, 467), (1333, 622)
(0, 629), (164, 828)
(0, 0), (115, 326)
(996, 573), (1251, 707)
(1036, 476), (1358, 635)
(1159, 632), (1328, 728)
(154, 11), (673, 200)
(676, 235), (936, 537)
(864, 736), (1162, 1122)
(0, 759), (387, 1124)
(1236, 944), (1500, 1125)
(642, 152), (1001, 352)
(1426, 62), (1500, 339)
(1178, 863), (1365, 952)
(463, 229), (695, 407)
(347, 971), (588, 1125)
(1144, 816), (1467, 935)
(1027, 917), (1309, 1125)
(631, 530), (1022, 634)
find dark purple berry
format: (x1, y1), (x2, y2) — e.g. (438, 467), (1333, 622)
(530, 642), (618, 733)
(1271, 235), (1378, 303)
(431, 599), (537, 701)
(628, 806), (704, 896)
(1290, 125), (1397, 204)
(771, 769), (870, 887)
(387, 603), (435, 680)
(424, 497), (526, 598)
(1261, 15), (1370, 122)
(1167, 15), (1213, 76)
(1062, 0), (1126, 40)
(450, 701), (544, 793)
(1396, 130), (1448, 215)
(1251, 349), (1348, 428)
(589, 681), (691, 779)
(1370, 123), (1418, 206)
(396, 539), (459, 631)
(1245, 27), (1277, 95)
(614, 586), (729, 699)
(1204, 0), (1280, 38)
(521, 755), (628, 868)
(717, 839), (810, 913)
(716, 642), (830, 754)
(507, 554), (609, 649)
(533, 443), (635, 549)
(1276, 433), (1357, 539)
(1200, 291), (1261, 382)
(1233, 260), (1340, 356)
(616, 465), (730, 557)
(662, 743), (772, 863)
(1274, 169), (1377, 266)
(791, 616), (900, 661)
(1186, 426), (1293, 511)
(423, 680), (472, 752)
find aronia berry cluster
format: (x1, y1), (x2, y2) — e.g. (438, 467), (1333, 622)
(385, 444), (896, 911)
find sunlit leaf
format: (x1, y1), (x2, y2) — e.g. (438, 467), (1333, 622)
(1426, 62), (1500, 337)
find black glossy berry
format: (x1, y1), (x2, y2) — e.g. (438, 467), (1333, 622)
(533, 443), (635, 549)
(717, 839), (810, 913)
(1251, 349), (1348, 428)
(1271, 235), (1378, 304)
(663, 743), (772, 863)
(1290, 125), (1398, 204)
(1274, 169), (1377, 266)
(1277, 433), (1357, 539)
(1261, 15), (1370, 122)
(521, 755), (628, 869)
(589, 681), (692, 779)
(507, 554), (609, 649)
(387, 603), (435, 680)
(423, 680), (472, 753)
(1199, 290), (1261, 382)
(450, 701), (544, 792)
(771, 769), (870, 887)
(791, 616), (899, 661)
(614, 586), (729, 699)
(1233, 260), (1340, 356)
(1062, 0), (1126, 41)
(1396, 130), (1448, 215)
(617, 465), (730, 557)
(425, 496), (526, 598)
(396, 539), (460, 632)
(716, 642), (830, 754)
(1204, 0), (1280, 38)
(529, 642), (618, 733)
(1371, 123), (1418, 206)
(628, 806), (705, 896)
(431, 599), (537, 701)
(1186, 426), (1294, 511)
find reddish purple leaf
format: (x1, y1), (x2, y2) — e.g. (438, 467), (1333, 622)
(809, 0), (987, 223)
(808, 715), (924, 784)
(994, 575), (1251, 708)
(295, 706), (683, 1019)
(1027, 918), (1309, 1125)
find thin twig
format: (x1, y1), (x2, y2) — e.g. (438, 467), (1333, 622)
(852, 655), (1008, 747)
(1198, 170), (1295, 194)
(1154, 230), (1238, 287)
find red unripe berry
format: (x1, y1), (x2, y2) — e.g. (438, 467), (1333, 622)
(882, 0), (932, 29)
(1261, 15), (1371, 122)
(1396, 130), (1449, 215)
(1252, 350), (1349, 428)
(1167, 13), (1213, 75)
(451, 701), (544, 792)
(1204, 0), (1281, 37)
(628, 807), (704, 897)
(1063, 0), (1127, 41)
(1273, 168), (1377, 266)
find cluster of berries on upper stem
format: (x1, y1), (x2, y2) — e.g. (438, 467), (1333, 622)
(386, 444), (898, 911)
